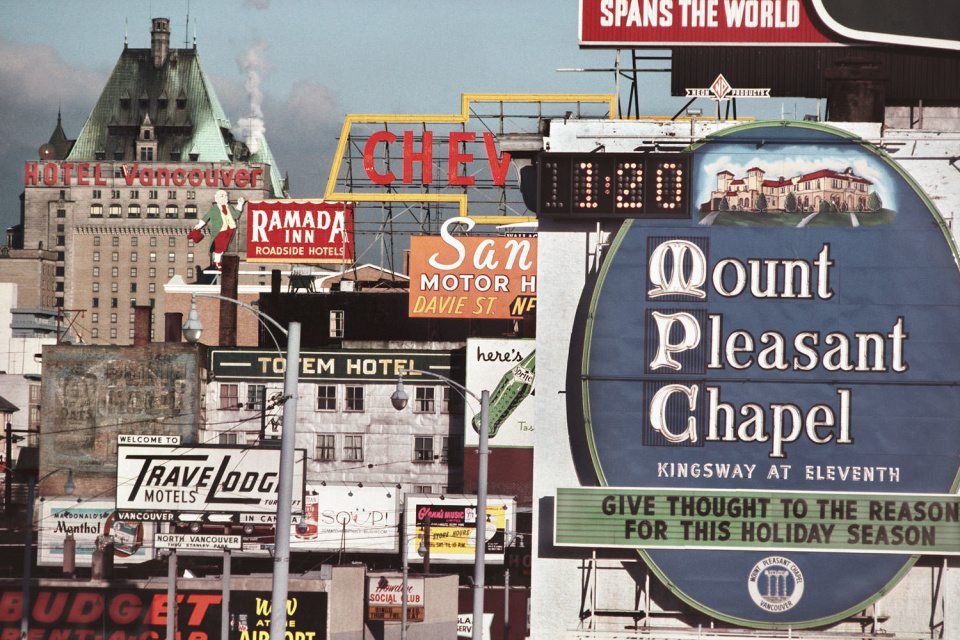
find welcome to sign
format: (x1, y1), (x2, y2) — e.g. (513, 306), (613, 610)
(576, 121), (960, 628)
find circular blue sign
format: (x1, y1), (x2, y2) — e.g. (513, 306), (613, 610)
(581, 122), (960, 627)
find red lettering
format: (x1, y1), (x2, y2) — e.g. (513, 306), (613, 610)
(77, 163), (90, 185)
(403, 130), (433, 184)
(24, 162), (40, 186)
(448, 131), (476, 186)
(184, 594), (220, 625)
(188, 169), (203, 186)
(1, 630), (19, 640)
(94, 163), (106, 185)
(173, 168), (187, 186)
(219, 169), (234, 186)
(0, 591), (22, 621)
(204, 169), (217, 186)
(251, 168), (263, 187)
(43, 163), (58, 185)
(156, 167), (171, 186)
(235, 169), (249, 187)
(67, 592), (103, 623)
(109, 592), (142, 624)
(145, 593), (169, 625)
(140, 168), (154, 186)
(49, 631), (70, 640)
(62, 163), (75, 185)
(33, 591), (69, 623)
(186, 632), (207, 640)
(364, 130), (396, 185)
(484, 132), (511, 185)
(123, 164), (139, 186)
(28, 630), (45, 640)
(139, 632), (160, 640)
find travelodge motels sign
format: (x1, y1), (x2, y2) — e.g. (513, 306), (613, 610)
(554, 122), (960, 627)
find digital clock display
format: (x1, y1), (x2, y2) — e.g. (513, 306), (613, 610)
(537, 152), (690, 219)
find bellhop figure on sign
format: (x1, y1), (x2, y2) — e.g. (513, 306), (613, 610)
(189, 189), (246, 270)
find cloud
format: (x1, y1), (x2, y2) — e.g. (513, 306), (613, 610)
(0, 38), (105, 233)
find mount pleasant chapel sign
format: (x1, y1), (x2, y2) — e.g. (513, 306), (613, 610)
(555, 122), (960, 628)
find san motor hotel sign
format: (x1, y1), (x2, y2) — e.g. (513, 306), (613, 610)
(552, 123), (960, 627)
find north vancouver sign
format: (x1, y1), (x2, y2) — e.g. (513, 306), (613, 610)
(575, 122), (960, 628)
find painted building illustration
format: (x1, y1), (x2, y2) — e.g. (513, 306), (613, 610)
(707, 165), (876, 213)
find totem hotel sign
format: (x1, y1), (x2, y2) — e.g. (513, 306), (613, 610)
(554, 122), (960, 627)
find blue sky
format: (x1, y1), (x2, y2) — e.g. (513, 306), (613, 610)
(0, 0), (813, 239)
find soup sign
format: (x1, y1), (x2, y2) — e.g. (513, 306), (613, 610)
(569, 122), (960, 628)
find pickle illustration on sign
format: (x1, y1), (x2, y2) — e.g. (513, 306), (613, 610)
(471, 348), (535, 439)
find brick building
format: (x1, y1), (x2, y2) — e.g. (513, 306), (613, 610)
(18, 17), (287, 344)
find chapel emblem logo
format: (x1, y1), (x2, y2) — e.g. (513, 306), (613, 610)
(747, 556), (805, 613)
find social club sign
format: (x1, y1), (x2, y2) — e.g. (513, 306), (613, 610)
(574, 122), (960, 627)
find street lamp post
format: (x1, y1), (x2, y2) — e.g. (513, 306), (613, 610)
(22, 467), (75, 639)
(391, 369), (489, 640)
(184, 293), (300, 640)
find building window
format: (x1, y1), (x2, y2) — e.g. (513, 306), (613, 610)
(149, 268), (156, 278)
(112, 266), (119, 277)
(146, 204), (160, 218)
(343, 435), (364, 462)
(91, 313), (98, 323)
(112, 237), (120, 247)
(219, 384), (240, 410)
(150, 237), (157, 247)
(92, 298), (99, 308)
(56, 236), (64, 246)
(219, 432), (242, 445)
(92, 283), (100, 292)
(56, 209), (66, 218)
(165, 205), (179, 218)
(247, 385), (266, 411)
(90, 204), (103, 218)
(112, 252), (119, 262)
(128, 204), (141, 218)
(441, 436), (462, 464)
(329, 310), (344, 338)
(131, 237), (138, 246)
(168, 267), (175, 278)
(414, 436), (434, 462)
(316, 385), (336, 411)
(316, 435), (336, 461)
(168, 191), (177, 199)
(110, 313), (117, 323)
(130, 283), (137, 293)
(93, 251), (100, 262)
(168, 252), (175, 263)
(92, 267), (99, 277)
(111, 282), (118, 293)
(187, 268), (194, 279)
(91, 328), (98, 338)
(111, 298), (118, 308)
(109, 204), (122, 217)
(442, 386), (462, 413)
(92, 190), (102, 199)
(131, 252), (138, 262)
(93, 237), (101, 246)
(187, 253), (194, 263)
(110, 328), (117, 339)
(131, 267), (137, 277)
(150, 252), (156, 262)
(414, 485), (433, 494)
(130, 190), (139, 199)
(415, 387), (435, 413)
(345, 386), (364, 412)
(185, 204), (198, 219)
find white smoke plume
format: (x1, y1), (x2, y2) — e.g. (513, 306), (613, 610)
(237, 40), (270, 155)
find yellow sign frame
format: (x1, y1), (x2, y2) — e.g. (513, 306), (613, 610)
(323, 93), (617, 225)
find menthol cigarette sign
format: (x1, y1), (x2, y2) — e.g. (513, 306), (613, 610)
(577, 122), (960, 628)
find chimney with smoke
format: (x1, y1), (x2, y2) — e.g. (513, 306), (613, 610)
(238, 41), (269, 154)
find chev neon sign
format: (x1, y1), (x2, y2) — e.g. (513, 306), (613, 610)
(324, 93), (617, 224)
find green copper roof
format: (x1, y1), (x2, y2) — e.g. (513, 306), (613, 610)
(67, 43), (284, 196)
